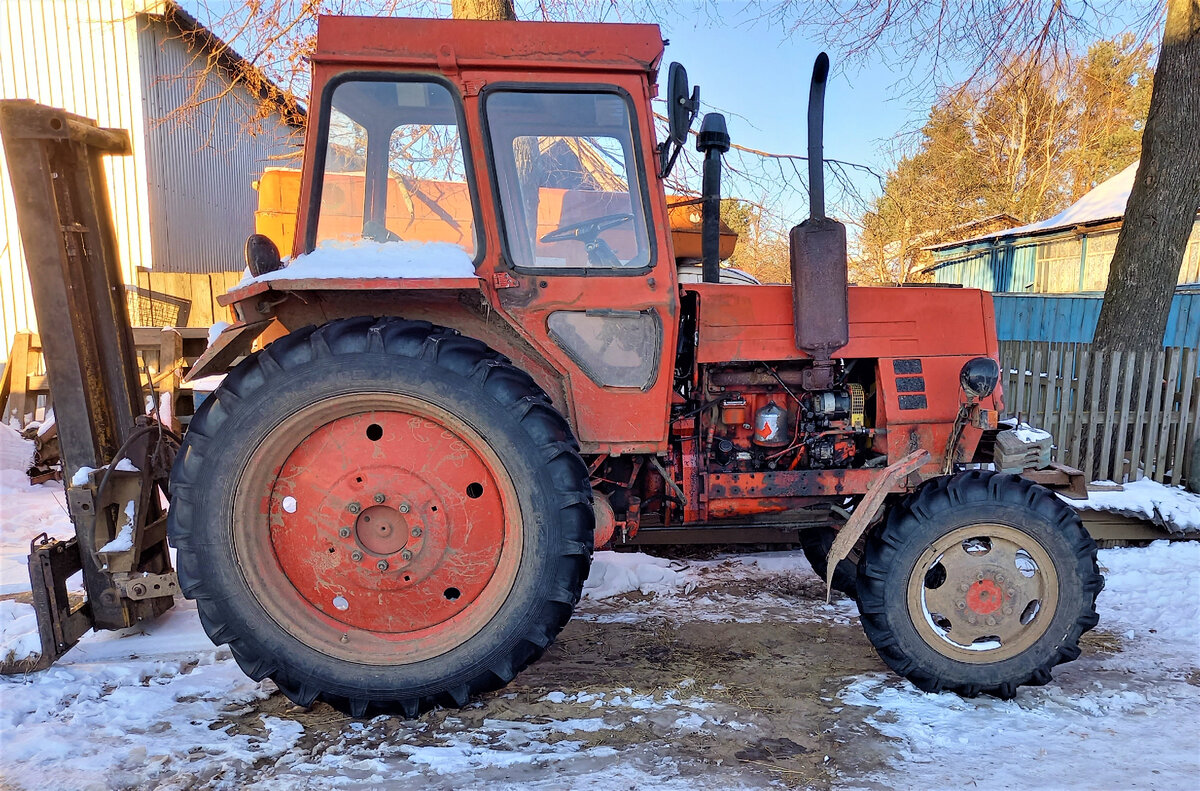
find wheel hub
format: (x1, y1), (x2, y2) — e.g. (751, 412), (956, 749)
(907, 524), (1059, 663)
(966, 578), (1004, 615)
(353, 504), (411, 557)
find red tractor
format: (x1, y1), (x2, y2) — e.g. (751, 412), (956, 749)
(156, 17), (1101, 715)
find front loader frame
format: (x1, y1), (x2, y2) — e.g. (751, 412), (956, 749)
(0, 101), (176, 673)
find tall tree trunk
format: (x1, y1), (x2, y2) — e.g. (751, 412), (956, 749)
(1092, 0), (1200, 351)
(451, 0), (516, 20)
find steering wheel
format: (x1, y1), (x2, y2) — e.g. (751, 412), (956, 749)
(539, 213), (634, 244)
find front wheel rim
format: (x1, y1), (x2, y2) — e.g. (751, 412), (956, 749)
(906, 523), (1060, 663)
(232, 392), (524, 665)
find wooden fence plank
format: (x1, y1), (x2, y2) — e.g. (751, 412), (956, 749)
(1128, 350), (1154, 481)
(1113, 351), (1136, 482)
(1172, 348), (1196, 486)
(1054, 343), (1073, 465)
(1068, 347), (1090, 470)
(1141, 350), (1168, 480)
(1156, 348), (1182, 482)
(1029, 345), (1044, 424)
(1015, 344), (1029, 418)
(1040, 345), (1058, 438)
(1083, 349), (1105, 479)
(1098, 350), (1121, 481)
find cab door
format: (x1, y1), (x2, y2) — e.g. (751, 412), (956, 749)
(479, 85), (678, 454)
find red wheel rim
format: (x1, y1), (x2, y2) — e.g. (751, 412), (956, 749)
(233, 393), (523, 664)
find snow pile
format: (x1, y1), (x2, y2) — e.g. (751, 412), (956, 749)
(1094, 541), (1200, 667)
(582, 551), (694, 599)
(0, 422), (34, 494)
(236, 239), (476, 288)
(1069, 478), (1200, 535)
(0, 601), (41, 664)
(0, 425), (73, 596)
(837, 541), (1200, 790)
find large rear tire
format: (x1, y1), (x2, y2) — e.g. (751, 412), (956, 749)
(168, 317), (593, 716)
(856, 470), (1102, 698)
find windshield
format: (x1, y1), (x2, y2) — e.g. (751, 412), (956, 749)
(484, 90), (652, 270)
(315, 78), (477, 256)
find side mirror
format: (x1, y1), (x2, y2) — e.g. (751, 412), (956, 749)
(245, 233), (283, 277)
(659, 62), (700, 178)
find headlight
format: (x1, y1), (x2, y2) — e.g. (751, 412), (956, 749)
(960, 357), (1000, 399)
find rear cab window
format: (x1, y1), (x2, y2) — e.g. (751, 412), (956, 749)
(313, 77), (479, 258)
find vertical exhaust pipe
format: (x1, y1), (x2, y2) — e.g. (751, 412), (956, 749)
(791, 53), (848, 384)
(697, 112), (730, 283)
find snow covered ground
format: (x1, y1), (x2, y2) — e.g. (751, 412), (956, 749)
(2, 423), (1198, 789)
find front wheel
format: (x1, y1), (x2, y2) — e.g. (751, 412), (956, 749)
(168, 317), (593, 716)
(856, 471), (1102, 698)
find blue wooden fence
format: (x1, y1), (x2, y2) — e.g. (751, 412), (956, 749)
(993, 290), (1200, 347)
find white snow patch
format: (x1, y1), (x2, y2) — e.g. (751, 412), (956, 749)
(1012, 422), (1051, 443)
(186, 373), (226, 392)
(236, 239), (476, 288)
(69, 466), (95, 487)
(582, 551), (694, 599)
(97, 501), (136, 553)
(1069, 478), (1200, 534)
(35, 410), (55, 437)
(0, 422), (35, 493)
(207, 320), (230, 346)
(1, 601), (42, 664)
(113, 458), (139, 473)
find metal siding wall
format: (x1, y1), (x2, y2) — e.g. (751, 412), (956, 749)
(138, 17), (300, 274)
(994, 292), (1200, 347)
(0, 0), (151, 363)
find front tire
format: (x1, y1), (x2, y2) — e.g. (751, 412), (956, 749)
(856, 470), (1102, 698)
(168, 317), (593, 716)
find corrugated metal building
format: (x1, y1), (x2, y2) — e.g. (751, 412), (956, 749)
(0, 0), (302, 362)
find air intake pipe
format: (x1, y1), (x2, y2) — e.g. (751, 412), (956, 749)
(697, 112), (730, 283)
(791, 53), (848, 384)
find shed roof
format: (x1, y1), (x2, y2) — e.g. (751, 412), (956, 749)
(929, 162), (1138, 251)
(143, 0), (306, 126)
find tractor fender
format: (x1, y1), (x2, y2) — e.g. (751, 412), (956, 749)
(184, 319), (274, 383)
(824, 449), (929, 602)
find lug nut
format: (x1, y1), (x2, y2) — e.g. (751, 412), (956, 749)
(411, 527), (422, 537)
(399, 503), (410, 514)
(967, 615), (978, 625)
(955, 600), (966, 610)
(376, 559), (389, 571)
(351, 550), (363, 562)
(347, 502), (361, 514)
(960, 583), (970, 592)
(374, 493), (386, 504)
(995, 573), (1005, 583)
(976, 572), (985, 581)
(986, 616), (997, 626)
(1004, 607), (1014, 615)
(401, 549), (413, 561)
(340, 634), (349, 644)
(338, 527), (351, 538)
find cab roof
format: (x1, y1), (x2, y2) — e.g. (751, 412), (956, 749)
(314, 16), (665, 74)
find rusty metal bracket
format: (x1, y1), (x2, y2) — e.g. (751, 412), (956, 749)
(0, 534), (92, 674)
(825, 449), (929, 601)
(115, 571), (180, 601)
